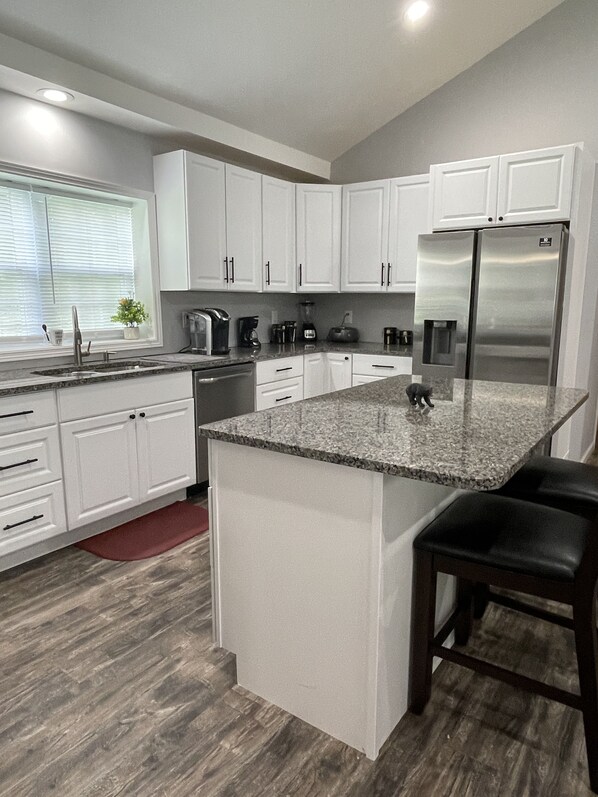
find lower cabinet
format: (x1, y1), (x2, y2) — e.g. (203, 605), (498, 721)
(255, 376), (304, 410)
(352, 374), (384, 386)
(0, 480), (66, 556)
(304, 353), (352, 397)
(327, 353), (352, 392)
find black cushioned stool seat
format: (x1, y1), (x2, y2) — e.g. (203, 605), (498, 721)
(410, 492), (598, 794)
(493, 455), (598, 518)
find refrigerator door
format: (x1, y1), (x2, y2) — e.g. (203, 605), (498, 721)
(470, 224), (566, 385)
(413, 231), (476, 379)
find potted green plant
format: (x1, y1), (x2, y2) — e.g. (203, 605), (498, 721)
(111, 297), (149, 340)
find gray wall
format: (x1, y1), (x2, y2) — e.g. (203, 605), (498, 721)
(331, 0), (598, 182)
(315, 294), (414, 345)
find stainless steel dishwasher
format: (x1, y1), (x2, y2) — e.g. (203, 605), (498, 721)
(194, 363), (255, 484)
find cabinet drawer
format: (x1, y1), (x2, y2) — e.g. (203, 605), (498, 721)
(0, 425), (62, 498)
(352, 354), (412, 377)
(0, 391), (57, 434)
(58, 372), (193, 421)
(256, 377), (304, 410)
(0, 480), (66, 556)
(352, 374), (385, 386)
(256, 356), (304, 385)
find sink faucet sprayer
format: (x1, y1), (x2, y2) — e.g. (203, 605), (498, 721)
(72, 305), (91, 366)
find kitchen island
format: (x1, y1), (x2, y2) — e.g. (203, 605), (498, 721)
(201, 376), (587, 760)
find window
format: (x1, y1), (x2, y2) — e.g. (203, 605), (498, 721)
(0, 169), (158, 356)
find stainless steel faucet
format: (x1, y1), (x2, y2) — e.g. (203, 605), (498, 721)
(72, 305), (91, 366)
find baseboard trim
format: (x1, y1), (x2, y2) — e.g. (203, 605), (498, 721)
(582, 443), (595, 463)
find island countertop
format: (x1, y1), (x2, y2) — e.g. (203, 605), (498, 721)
(200, 375), (588, 490)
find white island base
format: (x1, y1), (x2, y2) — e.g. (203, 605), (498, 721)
(208, 439), (458, 760)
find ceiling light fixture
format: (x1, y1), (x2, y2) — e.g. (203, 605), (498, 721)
(36, 88), (74, 103)
(404, 0), (430, 23)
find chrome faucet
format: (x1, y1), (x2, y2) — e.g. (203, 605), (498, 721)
(72, 305), (91, 366)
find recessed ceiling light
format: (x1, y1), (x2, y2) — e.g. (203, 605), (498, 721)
(404, 0), (430, 23)
(36, 88), (74, 103)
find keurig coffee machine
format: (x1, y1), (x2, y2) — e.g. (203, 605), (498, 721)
(184, 308), (230, 354)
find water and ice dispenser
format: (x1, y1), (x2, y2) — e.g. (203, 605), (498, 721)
(422, 320), (457, 367)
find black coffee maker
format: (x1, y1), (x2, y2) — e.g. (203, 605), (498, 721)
(238, 316), (261, 348)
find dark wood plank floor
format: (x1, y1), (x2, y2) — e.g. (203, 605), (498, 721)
(0, 498), (593, 796)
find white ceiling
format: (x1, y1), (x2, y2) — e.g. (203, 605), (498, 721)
(0, 0), (565, 163)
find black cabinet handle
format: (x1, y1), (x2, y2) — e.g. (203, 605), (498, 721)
(488, 217), (493, 222)
(230, 256), (235, 283)
(380, 262), (385, 286)
(266, 261), (271, 286)
(344, 357), (349, 361)
(4, 513), (43, 531)
(0, 458), (38, 472)
(129, 413), (136, 419)
(224, 257), (229, 283)
(387, 262), (392, 287)
(139, 412), (146, 418)
(498, 216), (504, 221)
(276, 366), (292, 372)
(275, 395), (292, 402)
(299, 264), (302, 286)
(372, 364), (395, 369)
(0, 410), (34, 420)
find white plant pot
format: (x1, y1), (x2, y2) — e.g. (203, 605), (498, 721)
(123, 326), (140, 341)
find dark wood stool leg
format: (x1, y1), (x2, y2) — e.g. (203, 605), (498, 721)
(473, 582), (490, 619)
(573, 580), (598, 794)
(410, 549), (437, 714)
(455, 578), (474, 645)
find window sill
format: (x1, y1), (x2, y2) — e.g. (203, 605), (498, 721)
(0, 336), (165, 364)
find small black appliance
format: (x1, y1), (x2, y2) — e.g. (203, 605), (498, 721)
(238, 316), (261, 348)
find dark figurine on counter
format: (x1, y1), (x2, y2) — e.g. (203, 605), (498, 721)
(406, 383), (435, 409)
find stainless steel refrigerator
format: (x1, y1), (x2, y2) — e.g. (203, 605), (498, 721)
(412, 224), (567, 385)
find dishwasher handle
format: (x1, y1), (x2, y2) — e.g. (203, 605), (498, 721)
(195, 371), (252, 384)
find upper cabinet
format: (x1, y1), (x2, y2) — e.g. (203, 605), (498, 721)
(341, 175), (430, 293)
(296, 184), (342, 292)
(262, 175), (296, 293)
(431, 145), (576, 231)
(154, 151), (262, 292)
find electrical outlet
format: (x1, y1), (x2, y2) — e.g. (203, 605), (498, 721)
(344, 310), (353, 324)
(271, 310), (279, 324)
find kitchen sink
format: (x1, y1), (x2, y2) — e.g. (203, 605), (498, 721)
(33, 360), (166, 378)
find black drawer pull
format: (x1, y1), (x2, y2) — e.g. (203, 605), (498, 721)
(372, 364), (395, 369)
(275, 395), (292, 402)
(4, 513), (43, 531)
(275, 367), (292, 372)
(0, 458), (38, 472)
(0, 410), (34, 420)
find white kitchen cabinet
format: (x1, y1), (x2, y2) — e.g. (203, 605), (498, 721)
(431, 145), (577, 231)
(255, 376), (304, 410)
(340, 175), (429, 293)
(352, 374), (384, 386)
(154, 151), (262, 292)
(352, 354), (412, 380)
(497, 145), (575, 225)
(61, 410), (140, 529)
(296, 184), (341, 292)
(387, 175), (430, 292)
(137, 399), (196, 502)
(303, 353), (327, 398)
(256, 356), (304, 385)
(263, 175), (296, 293)
(341, 181), (389, 292)
(0, 481), (66, 557)
(431, 156), (500, 230)
(225, 164), (262, 291)
(0, 425), (62, 499)
(327, 353), (352, 392)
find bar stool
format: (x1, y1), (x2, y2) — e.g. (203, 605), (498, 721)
(410, 492), (598, 793)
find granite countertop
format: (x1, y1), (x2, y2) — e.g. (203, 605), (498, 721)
(200, 375), (588, 491)
(0, 342), (412, 397)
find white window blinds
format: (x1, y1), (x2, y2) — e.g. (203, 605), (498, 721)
(0, 183), (136, 343)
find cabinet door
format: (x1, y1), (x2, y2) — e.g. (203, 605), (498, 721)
(388, 175), (430, 292)
(296, 185), (341, 292)
(137, 399), (196, 502)
(341, 181), (389, 292)
(326, 353), (352, 392)
(225, 164), (262, 292)
(185, 153), (227, 290)
(255, 377), (304, 410)
(303, 353), (327, 398)
(431, 157), (499, 230)
(497, 145), (575, 225)
(263, 175), (296, 293)
(60, 411), (139, 529)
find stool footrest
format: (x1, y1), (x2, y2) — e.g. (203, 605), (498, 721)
(433, 608), (462, 647)
(431, 643), (582, 711)
(488, 591), (574, 630)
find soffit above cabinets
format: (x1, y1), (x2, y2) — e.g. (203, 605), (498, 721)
(0, 0), (565, 172)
